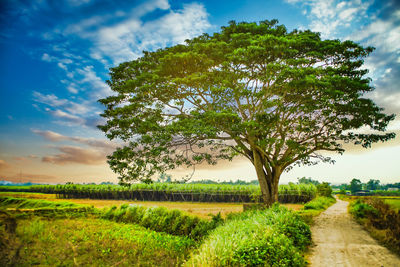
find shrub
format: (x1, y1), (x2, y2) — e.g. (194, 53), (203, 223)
(316, 182), (332, 197)
(349, 197), (400, 254)
(100, 204), (221, 240)
(186, 205), (310, 266)
(350, 199), (377, 219)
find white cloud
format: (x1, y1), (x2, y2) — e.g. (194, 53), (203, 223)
(286, 0), (400, 117)
(66, 0), (92, 7)
(62, 1), (209, 65)
(77, 66), (112, 97)
(33, 91), (90, 115)
(285, 0), (373, 38)
(33, 91), (68, 107)
(50, 109), (86, 125)
(32, 129), (67, 141)
(67, 84), (78, 94)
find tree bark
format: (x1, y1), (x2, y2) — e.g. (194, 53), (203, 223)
(252, 149), (281, 206)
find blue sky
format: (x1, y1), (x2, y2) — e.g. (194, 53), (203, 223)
(0, 0), (399, 184)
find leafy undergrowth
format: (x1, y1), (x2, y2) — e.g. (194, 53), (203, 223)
(185, 204), (311, 266)
(1, 196), (222, 240)
(1, 195), (319, 266)
(0, 213), (194, 267)
(100, 204), (223, 240)
(349, 197), (400, 255)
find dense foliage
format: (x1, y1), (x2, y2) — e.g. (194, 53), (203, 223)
(185, 204), (311, 266)
(333, 180), (400, 194)
(316, 182), (332, 197)
(100, 204), (222, 240)
(99, 19), (395, 205)
(22, 183), (317, 203)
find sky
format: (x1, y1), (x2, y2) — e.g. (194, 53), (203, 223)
(0, 0), (399, 185)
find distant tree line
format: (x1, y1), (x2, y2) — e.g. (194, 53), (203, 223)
(332, 179), (400, 194)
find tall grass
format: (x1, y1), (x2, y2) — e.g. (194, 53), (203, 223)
(1, 216), (194, 266)
(185, 204), (311, 266)
(349, 197), (400, 254)
(0, 196), (80, 209)
(23, 183), (317, 203)
(100, 204), (223, 240)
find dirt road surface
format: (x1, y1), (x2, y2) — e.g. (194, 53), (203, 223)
(309, 198), (400, 267)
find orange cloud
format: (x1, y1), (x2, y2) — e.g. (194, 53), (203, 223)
(32, 129), (118, 151)
(0, 160), (11, 170)
(42, 145), (107, 165)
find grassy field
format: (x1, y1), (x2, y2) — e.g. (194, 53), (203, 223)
(1, 188), (334, 267)
(1, 216), (193, 266)
(0, 192), (303, 218)
(380, 197), (400, 211)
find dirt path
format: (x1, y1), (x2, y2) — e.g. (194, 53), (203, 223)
(309, 198), (400, 267)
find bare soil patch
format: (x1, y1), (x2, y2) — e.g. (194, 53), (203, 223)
(309, 198), (400, 267)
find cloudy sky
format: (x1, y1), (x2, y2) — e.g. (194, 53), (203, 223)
(0, 0), (399, 185)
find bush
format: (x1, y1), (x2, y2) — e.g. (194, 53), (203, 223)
(186, 204), (310, 266)
(100, 204), (221, 240)
(316, 182), (332, 197)
(349, 197), (400, 254)
(350, 199), (377, 219)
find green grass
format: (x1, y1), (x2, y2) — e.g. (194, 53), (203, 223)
(382, 198), (400, 211)
(1, 216), (194, 266)
(185, 204), (311, 266)
(0, 195), (318, 266)
(296, 196), (336, 224)
(100, 204), (223, 240)
(0, 196), (85, 209)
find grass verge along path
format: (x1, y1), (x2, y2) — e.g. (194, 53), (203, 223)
(309, 198), (400, 267)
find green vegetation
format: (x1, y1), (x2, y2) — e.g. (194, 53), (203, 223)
(0, 215), (194, 266)
(100, 204), (223, 240)
(349, 197), (400, 254)
(332, 179), (400, 195)
(0, 196), (81, 209)
(383, 198), (400, 211)
(0, 193), (316, 266)
(185, 205), (311, 266)
(303, 196), (335, 210)
(297, 196), (336, 224)
(369, 190), (400, 196)
(99, 19), (394, 206)
(5, 183), (317, 203)
(316, 182), (333, 197)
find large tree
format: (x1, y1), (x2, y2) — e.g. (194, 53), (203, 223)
(99, 20), (395, 205)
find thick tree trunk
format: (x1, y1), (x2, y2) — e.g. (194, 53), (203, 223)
(252, 149), (282, 206)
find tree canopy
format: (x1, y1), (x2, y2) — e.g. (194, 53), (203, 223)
(99, 20), (395, 205)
